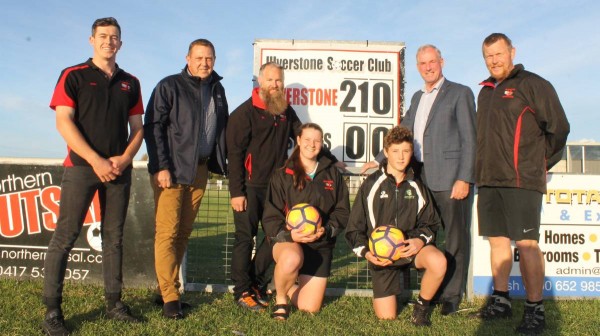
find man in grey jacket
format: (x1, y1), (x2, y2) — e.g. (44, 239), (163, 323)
(362, 44), (476, 315)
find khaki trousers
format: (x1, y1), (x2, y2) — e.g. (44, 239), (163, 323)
(151, 164), (208, 303)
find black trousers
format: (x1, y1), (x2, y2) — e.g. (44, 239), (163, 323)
(230, 186), (273, 299)
(43, 166), (131, 304)
(432, 189), (473, 305)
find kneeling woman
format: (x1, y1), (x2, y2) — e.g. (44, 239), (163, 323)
(263, 123), (350, 320)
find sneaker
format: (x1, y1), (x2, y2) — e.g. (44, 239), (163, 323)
(41, 310), (70, 336)
(516, 303), (545, 335)
(251, 285), (270, 307)
(471, 295), (512, 319)
(153, 294), (193, 310)
(106, 301), (140, 323)
(237, 291), (264, 311)
(410, 302), (432, 327)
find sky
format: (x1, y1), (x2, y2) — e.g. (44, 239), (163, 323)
(1, 0), (598, 160)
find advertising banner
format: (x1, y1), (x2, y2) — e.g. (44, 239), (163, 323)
(0, 159), (155, 287)
(254, 39), (405, 170)
(472, 174), (600, 297)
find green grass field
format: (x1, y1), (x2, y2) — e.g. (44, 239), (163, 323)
(2, 278), (599, 336)
(7, 179), (598, 335)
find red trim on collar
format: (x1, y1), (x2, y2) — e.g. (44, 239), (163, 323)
(252, 87), (266, 109)
(480, 80), (496, 88)
(285, 167), (312, 181)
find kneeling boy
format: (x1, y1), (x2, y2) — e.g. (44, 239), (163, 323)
(345, 126), (446, 326)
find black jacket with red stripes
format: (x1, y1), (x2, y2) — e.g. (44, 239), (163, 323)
(476, 64), (570, 193)
(262, 155), (350, 249)
(226, 88), (303, 198)
(226, 88), (336, 197)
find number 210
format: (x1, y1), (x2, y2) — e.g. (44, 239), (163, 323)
(339, 80), (391, 115)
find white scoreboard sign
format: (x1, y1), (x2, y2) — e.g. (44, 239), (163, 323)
(471, 174), (600, 298)
(253, 39), (405, 169)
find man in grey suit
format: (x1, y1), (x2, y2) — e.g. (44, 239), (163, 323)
(362, 44), (476, 315)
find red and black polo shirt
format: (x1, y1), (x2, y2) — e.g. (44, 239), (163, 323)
(50, 58), (144, 167)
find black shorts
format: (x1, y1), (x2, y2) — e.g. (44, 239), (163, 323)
(370, 259), (416, 299)
(299, 244), (333, 278)
(477, 187), (543, 241)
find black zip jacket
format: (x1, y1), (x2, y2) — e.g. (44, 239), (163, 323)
(263, 155), (350, 249)
(144, 68), (228, 184)
(345, 162), (440, 263)
(227, 88), (337, 198)
(476, 64), (569, 193)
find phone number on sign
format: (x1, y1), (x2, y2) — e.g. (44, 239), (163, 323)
(0, 266), (89, 280)
(546, 280), (600, 292)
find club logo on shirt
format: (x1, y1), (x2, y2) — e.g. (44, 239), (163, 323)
(502, 88), (516, 98)
(379, 190), (389, 199)
(323, 179), (334, 191)
(120, 81), (131, 92)
(404, 189), (415, 200)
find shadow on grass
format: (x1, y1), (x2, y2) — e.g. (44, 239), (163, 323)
(472, 297), (563, 336)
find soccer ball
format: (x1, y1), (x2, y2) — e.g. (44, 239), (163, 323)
(368, 225), (406, 261)
(286, 203), (322, 235)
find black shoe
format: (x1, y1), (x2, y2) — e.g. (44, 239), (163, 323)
(41, 310), (69, 336)
(153, 295), (192, 310)
(106, 301), (140, 323)
(516, 303), (545, 335)
(236, 291), (264, 311)
(470, 295), (512, 319)
(441, 301), (458, 316)
(153, 294), (164, 306)
(411, 302), (432, 327)
(271, 303), (290, 321)
(251, 285), (270, 307)
(163, 300), (185, 320)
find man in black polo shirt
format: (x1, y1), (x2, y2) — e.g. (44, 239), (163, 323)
(43, 17), (144, 335)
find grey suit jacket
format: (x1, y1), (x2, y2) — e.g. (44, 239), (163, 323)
(401, 79), (476, 192)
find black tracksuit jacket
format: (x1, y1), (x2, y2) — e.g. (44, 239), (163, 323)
(263, 155), (350, 249)
(346, 160), (441, 257)
(476, 64), (570, 193)
(345, 163), (440, 262)
(227, 88), (336, 198)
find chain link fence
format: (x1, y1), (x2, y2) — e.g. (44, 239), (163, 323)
(185, 176), (425, 296)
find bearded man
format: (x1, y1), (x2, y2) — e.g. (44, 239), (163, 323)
(227, 62), (341, 310)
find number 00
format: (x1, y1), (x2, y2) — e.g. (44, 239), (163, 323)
(345, 126), (390, 160)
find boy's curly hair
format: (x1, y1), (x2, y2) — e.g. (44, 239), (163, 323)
(383, 126), (414, 150)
